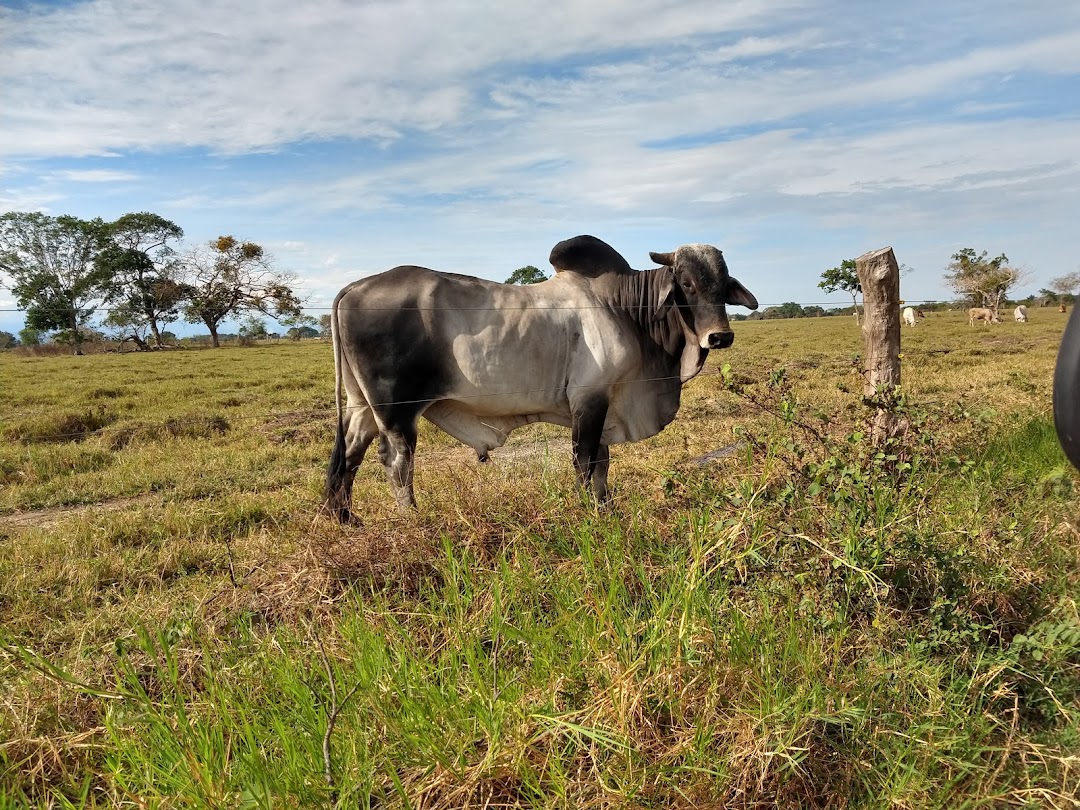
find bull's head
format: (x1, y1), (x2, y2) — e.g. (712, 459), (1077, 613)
(650, 245), (758, 350)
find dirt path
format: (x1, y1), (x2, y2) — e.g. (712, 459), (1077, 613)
(0, 439), (572, 533)
(0, 495), (156, 531)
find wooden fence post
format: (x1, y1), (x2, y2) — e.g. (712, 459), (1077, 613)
(855, 246), (904, 443)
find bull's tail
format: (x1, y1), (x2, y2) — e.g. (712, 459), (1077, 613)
(323, 298), (351, 522)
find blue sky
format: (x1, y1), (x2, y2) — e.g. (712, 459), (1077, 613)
(2, 0), (1079, 336)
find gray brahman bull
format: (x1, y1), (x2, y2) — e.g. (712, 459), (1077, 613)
(324, 235), (758, 521)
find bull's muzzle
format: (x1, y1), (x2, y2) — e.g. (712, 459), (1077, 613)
(707, 331), (735, 349)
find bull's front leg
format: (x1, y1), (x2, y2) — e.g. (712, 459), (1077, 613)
(591, 444), (611, 503)
(571, 397), (609, 502)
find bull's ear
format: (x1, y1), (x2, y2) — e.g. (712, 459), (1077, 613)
(653, 268), (675, 321)
(649, 251), (675, 266)
(727, 278), (758, 310)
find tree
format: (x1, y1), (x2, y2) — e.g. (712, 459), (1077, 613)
(96, 212), (185, 349)
(763, 302), (805, 319)
(505, 265), (547, 284)
(818, 259), (861, 324)
(102, 301), (154, 350)
(1049, 272), (1080, 300)
(179, 236), (302, 348)
(1039, 288), (1060, 306)
(319, 313), (332, 339)
(279, 312), (318, 340)
(18, 326), (43, 346)
(0, 212), (112, 355)
(943, 248), (1029, 314)
(238, 315), (268, 340)
(0, 331), (18, 349)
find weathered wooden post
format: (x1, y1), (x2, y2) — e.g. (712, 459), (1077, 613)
(855, 246), (904, 443)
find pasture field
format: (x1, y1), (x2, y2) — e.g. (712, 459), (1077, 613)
(1, 310), (1079, 808)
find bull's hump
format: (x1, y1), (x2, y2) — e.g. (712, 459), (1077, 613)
(549, 235), (633, 278)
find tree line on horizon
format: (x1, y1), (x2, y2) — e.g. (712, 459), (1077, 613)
(5, 211), (1079, 352)
(0, 211), (310, 354)
(0, 209), (558, 354)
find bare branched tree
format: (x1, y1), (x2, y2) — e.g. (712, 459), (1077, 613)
(943, 248), (1030, 315)
(179, 236), (302, 348)
(1049, 271), (1080, 299)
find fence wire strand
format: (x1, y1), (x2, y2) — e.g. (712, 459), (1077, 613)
(1, 367), (749, 443)
(0, 298), (953, 315)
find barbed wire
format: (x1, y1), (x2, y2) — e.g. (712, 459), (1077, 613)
(1, 366), (759, 443)
(0, 307), (1020, 442)
(0, 359), (842, 544)
(0, 298), (958, 315)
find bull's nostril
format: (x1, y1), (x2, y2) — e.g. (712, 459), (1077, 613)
(709, 331), (734, 349)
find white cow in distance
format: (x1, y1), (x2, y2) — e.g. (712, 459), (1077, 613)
(1014, 305), (1028, 323)
(902, 306), (925, 327)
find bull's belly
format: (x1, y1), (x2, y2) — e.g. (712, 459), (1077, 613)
(422, 399), (572, 456)
(422, 388), (677, 456)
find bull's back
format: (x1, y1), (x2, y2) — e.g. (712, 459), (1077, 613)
(334, 267), (585, 415)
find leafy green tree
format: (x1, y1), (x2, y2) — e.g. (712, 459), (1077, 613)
(763, 302), (805, 319)
(238, 315), (268, 339)
(0, 212), (112, 355)
(0, 331), (18, 349)
(279, 312), (317, 341)
(97, 212), (185, 348)
(944, 248), (1028, 313)
(179, 236), (302, 348)
(18, 326), (43, 346)
(818, 259), (861, 324)
(103, 300), (154, 350)
(1039, 288), (1060, 305)
(505, 265), (547, 284)
(318, 313), (332, 338)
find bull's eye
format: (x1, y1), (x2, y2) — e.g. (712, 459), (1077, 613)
(681, 281), (695, 292)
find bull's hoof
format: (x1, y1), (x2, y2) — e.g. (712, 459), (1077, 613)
(321, 499), (356, 525)
(477, 451), (490, 463)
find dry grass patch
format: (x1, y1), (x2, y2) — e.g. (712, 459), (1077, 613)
(105, 414), (230, 450)
(4, 408), (118, 444)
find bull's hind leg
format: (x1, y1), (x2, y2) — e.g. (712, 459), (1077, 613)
(324, 397), (379, 523)
(381, 425), (419, 511)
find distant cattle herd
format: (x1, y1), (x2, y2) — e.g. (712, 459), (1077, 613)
(900, 302), (1054, 327)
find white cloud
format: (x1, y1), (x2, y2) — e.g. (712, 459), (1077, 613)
(0, 0), (795, 157)
(50, 169), (140, 182)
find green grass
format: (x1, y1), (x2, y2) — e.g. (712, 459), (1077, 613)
(1, 313), (1078, 808)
